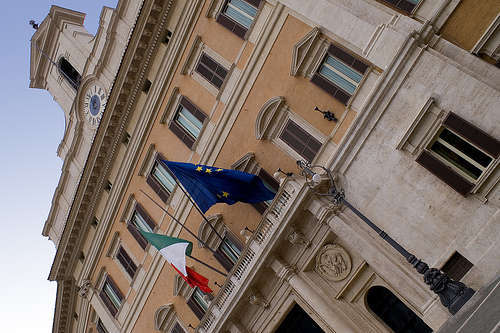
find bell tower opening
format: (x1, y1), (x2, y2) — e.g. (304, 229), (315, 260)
(58, 57), (81, 90)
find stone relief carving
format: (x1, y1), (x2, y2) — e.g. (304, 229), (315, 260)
(248, 288), (269, 308)
(287, 226), (311, 248)
(315, 244), (352, 282)
(77, 279), (93, 298)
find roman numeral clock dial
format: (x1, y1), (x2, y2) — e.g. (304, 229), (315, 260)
(82, 84), (107, 128)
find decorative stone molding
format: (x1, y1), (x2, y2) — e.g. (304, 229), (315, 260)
(154, 303), (175, 331)
(231, 152), (258, 173)
(290, 27), (320, 76)
(248, 289), (269, 308)
(255, 96), (285, 140)
(315, 244), (352, 282)
(287, 226), (310, 248)
(197, 214), (224, 249)
(77, 279), (93, 299)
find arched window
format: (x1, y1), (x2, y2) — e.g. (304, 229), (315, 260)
(58, 57), (81, 90)
(366, 286), (432, 333)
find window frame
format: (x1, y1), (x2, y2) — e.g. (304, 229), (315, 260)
(214, 231), (243, 271)
(187, 287), (212, 320)
(99, 275), (124, 317)
(127, 203), (157, 250)
(168, 96), (207, 150)
(147, 153), (176, 203)
(311, 44), (369, 106)
(215, 0), (262, 39)
(277, 118), (323, 163)
(375, 0), (422, 15)
(115, 245), (138, 279)
(96, 319), (109, 333)
(415, 112), (500, 196)
(195, 52), (229, 90)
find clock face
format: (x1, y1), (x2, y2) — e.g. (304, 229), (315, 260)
(83, 84), (107, 127)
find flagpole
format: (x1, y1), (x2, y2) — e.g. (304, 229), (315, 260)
(187, 254), (227, 277)
(164, 164), (225, 241)
(139, 190), (221, 256)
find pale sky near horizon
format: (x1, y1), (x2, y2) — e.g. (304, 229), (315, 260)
(0, 1), (117, 331)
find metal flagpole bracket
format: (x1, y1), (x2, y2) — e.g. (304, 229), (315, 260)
(296, 160), (475, 315)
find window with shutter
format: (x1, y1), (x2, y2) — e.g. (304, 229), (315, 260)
(417, 112), (499, 195)
(312, 44), (368, 105)
(217, 0), (260, 39)
(377, 0), (420, 14)
(116, 246), (137, 279)
(96, 319), (109, 333)
(187, 289), (209, 319)
(441, 252), (473, 281)
(252, 168), (279, 214)
(147, 156), (176, 203)
(172, 322), (185, 333)
(170, 97), (206, 149)
(128, 204), (156, 249)
(214, 233), (243, 271)
(279, 119), (322, 162)
(100, 276), (123, 317)
(195, 53), (228, 89)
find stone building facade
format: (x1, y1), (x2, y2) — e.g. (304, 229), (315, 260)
(30, 0), (500, 332)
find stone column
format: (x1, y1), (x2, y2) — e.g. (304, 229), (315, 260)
(269, 257), (358, 333)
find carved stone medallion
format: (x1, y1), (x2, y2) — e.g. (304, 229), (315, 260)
(315, 244), (352, 282)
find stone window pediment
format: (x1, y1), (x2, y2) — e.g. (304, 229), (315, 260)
(290, 27), (320, 76)
(255, 96), (286, 140)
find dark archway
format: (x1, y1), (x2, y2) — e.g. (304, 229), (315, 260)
(274, 304), (325, 333)
(367, 286), (433, 333)
(58, 57), (81, 90)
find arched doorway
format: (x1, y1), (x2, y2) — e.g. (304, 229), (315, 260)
(366, 286), (432, 333)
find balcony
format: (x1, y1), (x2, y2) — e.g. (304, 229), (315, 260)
(197, 176), (309, 332)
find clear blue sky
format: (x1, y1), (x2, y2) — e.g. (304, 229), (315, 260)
(0, 1), (116, 331)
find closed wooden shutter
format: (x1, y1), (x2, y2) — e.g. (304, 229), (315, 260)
(279, 120), (322, 162)
(416, 150), (474, 196)
(441, 252), (473, 281)
(116, 246), (137, 278)
(196, 54), (228, 89)
(216, 13), (247, 39)
(172, 323), (185, 333)
(443, 112), (500, 158)
(96, 319), (108, 333)
(169, 121), (195, 149)
(328, 44), (369, 75)
(100, 288), (118, 317)
(214, 248), (235, 271)
(180, 97), (206, 123)
(187, 297), (206, 320)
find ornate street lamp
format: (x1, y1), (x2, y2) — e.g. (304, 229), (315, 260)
(296, 160), (475, 315)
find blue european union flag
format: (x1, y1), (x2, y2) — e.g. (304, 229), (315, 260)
(163, 161), (276, 213)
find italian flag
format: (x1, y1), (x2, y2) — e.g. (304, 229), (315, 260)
(139, 230), (212, 293)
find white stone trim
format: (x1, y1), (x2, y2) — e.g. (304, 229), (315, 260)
(290, 27), (320, 76)
(197, 214), (225, 249)
(255, 96), (286, 140)
(471, 13), (500, 61)
(154, 303), (185, 332)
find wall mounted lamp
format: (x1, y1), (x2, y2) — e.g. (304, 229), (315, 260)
(314, 106), (337, 122)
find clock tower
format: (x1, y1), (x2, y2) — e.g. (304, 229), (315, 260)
(30, 5), (130, 245)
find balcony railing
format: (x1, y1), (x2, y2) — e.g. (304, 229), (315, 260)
(197, 177), (308, 332)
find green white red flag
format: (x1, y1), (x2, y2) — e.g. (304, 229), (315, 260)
(139, 230), (212, 293)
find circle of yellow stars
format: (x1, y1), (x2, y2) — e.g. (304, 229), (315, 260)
(195, 165), (229, 199)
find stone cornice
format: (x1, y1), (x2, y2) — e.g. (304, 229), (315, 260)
(48, 0), (174, 331)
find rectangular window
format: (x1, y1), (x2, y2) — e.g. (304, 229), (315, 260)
(127, 204), (156, 249)
(116, 246), (138, 279)
(279, 119), (322, 163)
(216, 0), (261, 39)
(147, 157), (176, 203)
(417, 112), (499, 195)
(169, 97), (207, 149)
(96, 319), (109, 333)
(195, 53), (228, 89)
(311, 44), (368, 105)
(172, 323), (185, 333)
(99, 276), (123, 317)
(441, 252), (473, 281)
(378, 0), (420, 14)
(214, 233), (243, 271)
(252, 169), (279, 214)
(187, 288), (210, 319)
